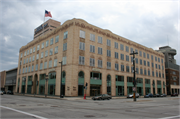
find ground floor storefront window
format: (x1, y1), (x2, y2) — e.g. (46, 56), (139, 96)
(39, 85), (45, 95)
(90, 86), (101, 96)
(48, 85), (55, 95)
(27, 85), (31, 94)
(116, 86), (124, 96)
(145, 87), (151, 94)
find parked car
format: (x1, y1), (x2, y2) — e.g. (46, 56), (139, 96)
(171, 93), (178, 97)
(144, 93), (153, 98)
(156, 94), (160, 97)
(2, 91), (6, 94)
(160, 94), (167, 97)
(7, 90), (13, 94)
(92, 94), (112, 100)
(0, 91), (3, 95)
(127, 93), (139, 98)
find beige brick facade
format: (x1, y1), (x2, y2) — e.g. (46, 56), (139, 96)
(16, 18), (166, 97)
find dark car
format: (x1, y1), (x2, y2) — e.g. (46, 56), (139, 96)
(160, 94), (167, 97)
(171, 93), (178, 97)
(0, 91), (3, 95)
(127, 93), (139, 98)
(92, 94), (112, 100)
(156, 94), (160, 97)
(7, 90), (13, 94)
(144, 93), (153, 98)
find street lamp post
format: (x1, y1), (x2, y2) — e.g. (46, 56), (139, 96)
(130, 51), (138, 101)
(59, 61), (63, 98)
(45, 74), (49, 97)
(107, 75), (110, 95)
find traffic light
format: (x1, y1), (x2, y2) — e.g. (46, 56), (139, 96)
(133, 80), (136, 86)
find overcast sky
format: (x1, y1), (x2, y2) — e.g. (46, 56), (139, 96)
(0, 0), (179, 71)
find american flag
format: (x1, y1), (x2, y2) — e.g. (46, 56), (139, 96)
(45, 10), (52, 17)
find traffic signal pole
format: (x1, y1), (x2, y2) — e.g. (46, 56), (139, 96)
(130, 51), (138, 102)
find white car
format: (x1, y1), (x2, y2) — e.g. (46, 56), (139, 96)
(127, 93), (139, 98)
(0, 91), (3, 95)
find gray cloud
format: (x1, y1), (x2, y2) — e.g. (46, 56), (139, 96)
(0, 0), (179, 71)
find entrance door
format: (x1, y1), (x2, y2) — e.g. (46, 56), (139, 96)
(61, 85), (65, 95)
(78, 85), (83, 96)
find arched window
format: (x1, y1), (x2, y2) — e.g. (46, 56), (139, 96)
(78, 71), (84, 78)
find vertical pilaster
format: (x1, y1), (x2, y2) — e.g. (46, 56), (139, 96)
(143, 78), (145, 95)
(124, 75), (127, 96)
(111, 74), (115, 96)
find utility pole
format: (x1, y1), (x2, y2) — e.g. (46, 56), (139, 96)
(59, 61), (63, 98)
(130, 51), (138, 101)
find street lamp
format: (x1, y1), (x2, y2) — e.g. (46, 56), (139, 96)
(59, 61), (63, 98)
(45, 74), (49, 97)
(152, 82), (155, 95)
(107, 75), (110, 95)
(130, 51), (138, 101)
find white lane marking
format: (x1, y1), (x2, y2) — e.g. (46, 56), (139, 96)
(158, 115), (180, 119)
(0, 105), (48, 119)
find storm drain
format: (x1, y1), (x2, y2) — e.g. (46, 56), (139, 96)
(84, 115), (95, 118)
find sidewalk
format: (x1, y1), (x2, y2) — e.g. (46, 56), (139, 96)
(14, 93), (129, 100)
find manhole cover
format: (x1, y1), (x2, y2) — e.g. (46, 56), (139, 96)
(51, 106), (58, 107)
(84, 115), (95, 117)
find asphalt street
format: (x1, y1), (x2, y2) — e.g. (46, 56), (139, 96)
(0, 94), (180, 119)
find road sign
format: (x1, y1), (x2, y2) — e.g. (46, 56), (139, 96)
(133, 87), (136, 91)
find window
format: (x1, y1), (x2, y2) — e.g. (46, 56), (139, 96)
(30, 49), (32, 54)
(98, 36), (102, 44)
(126, 66), (129, 72)
(19, 69), (21, 74)
(147, 53), (149, 59)
(26, 58), (28, 63)
(31, 65), (34, 72)
(121, 54), (124, 60)
(152, 71), (154, 77)
(40, 63), (43, 70)
(63, 43), (67, 51)
(158, 58), (160, 62)
(155, 57), (157, 61)
(156, 72), (158, 77)
(98, 60), (102, 68)
(144, 69), (146, 75)
(49, 48), (53, 56)
(54, 59), (57, 67)
(23, 59), (25, 64)
(135, 49), (138, 55)
(79, 42), (85, 50)
(55, 35), (59, 43)
(115, 42), (118, 49)
(80, 30), (85, 38)
(25, 67), (27, 73)
(107, 39), (111, 46)
(50, 38), (53, 45)
(44, 62), (47, 69)
(151, 55), (153, 60)
(41, 52), (44, 58)
(159, 72), (161, 77)
(107, 50), (111, 57)
(143, 52), (146, 58)
(24, 51), (26, 56)
(152, 63), (154, 67)
(126, 46), (129, 52)
(131, 57), (133, 62)
(136, 58), (138, 64)
(63, 57), (67, 65)
(29, 57), (31, 62)
(41, 42), (44, 49)
(35, 64), (38, 71)
(33, 47), (35, 52)
(148, 70), (150, 76)
(159, 65), (161, 69)
(120, 44), (124, 51)
(140, 59), (142, 65)
(32, 55), (35, 61)
(115, 63), (119, 70)
(20, 61), (22, 65)
(107, 62), (111, 69)
(46, 40), (49, 47)
(130, 48), (133, 53)
(49, 60), (52, 68)
(147, 61), (150, 67)
(115, 52), (118, 59)
(144, 60), (146, 66)
(90, 33), (95, 41)
(161, 59), (163, 63)
(45, 50), (48, 57)
(121, 65), (124, 71)
(126, 55), (129, 61)
(37, 45), (40, 51)
(36, 54), (39, 60)
(131, 67), (133, 73)
(136, 68), (139, 74)
(98, 47), (102, 55)
(155, 64), (157, 69)
(90, 58), (95, 66)
(90, 45), (95, 53)
(79, 56), (85, 65)
(140, 69), (143, 75)
(54, 46), (58, 54)
(162, 66), (164, 70)
(27, 50), (29, 55)
(139, 51), (142, 56)
(64, 31), (68, 39)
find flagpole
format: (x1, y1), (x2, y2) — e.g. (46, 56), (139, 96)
(43, 10), (45, 36)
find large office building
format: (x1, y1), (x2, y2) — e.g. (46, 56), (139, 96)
(16, 18), (166, 97)
(156, 46), (180, 95)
